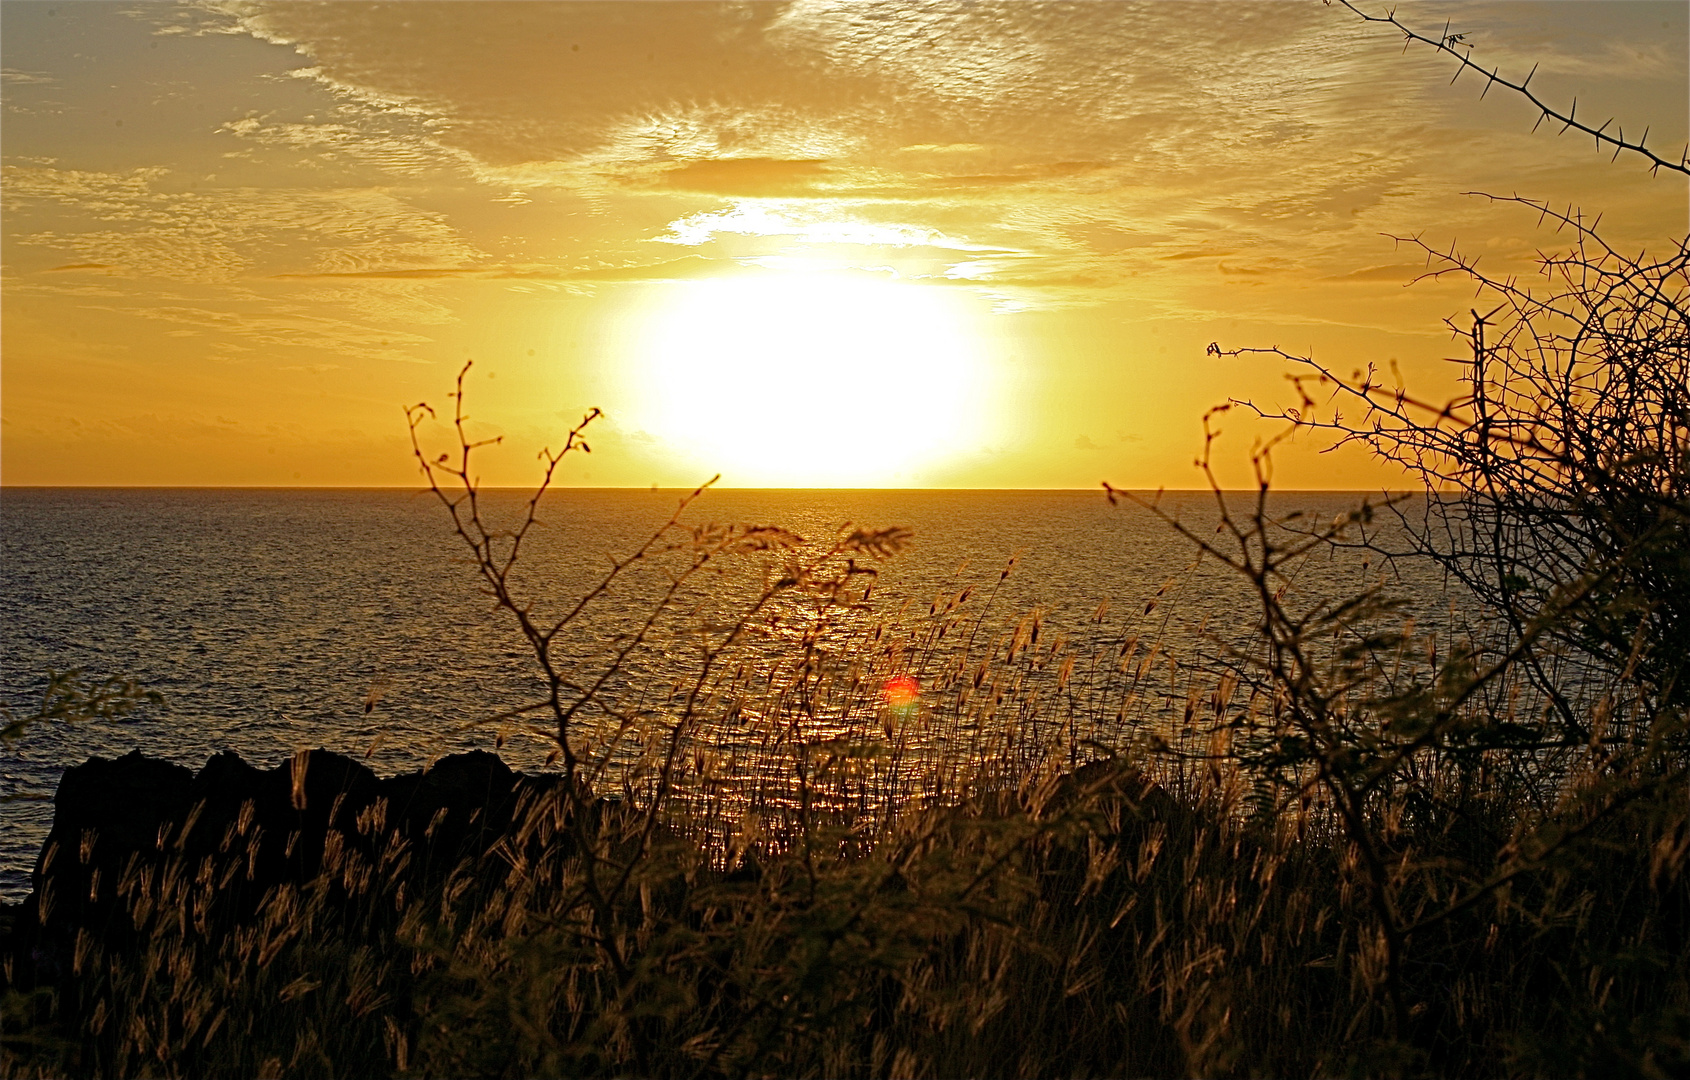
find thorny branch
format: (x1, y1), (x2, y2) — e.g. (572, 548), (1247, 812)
(1334, 0), (1690, 178)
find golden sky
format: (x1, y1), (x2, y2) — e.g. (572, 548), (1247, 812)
(3, 1), (1685, 488)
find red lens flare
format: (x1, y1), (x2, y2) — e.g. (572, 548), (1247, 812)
(883, 674), (920, 711)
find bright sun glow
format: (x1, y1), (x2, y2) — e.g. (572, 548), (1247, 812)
(625, 273), (994, 485)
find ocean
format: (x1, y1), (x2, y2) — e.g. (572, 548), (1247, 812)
(0, 486), (1448, 899)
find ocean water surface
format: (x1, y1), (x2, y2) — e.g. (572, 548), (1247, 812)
(1, 487), (1447, 899)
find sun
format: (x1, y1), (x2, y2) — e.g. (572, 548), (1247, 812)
(622, 272), (995, 486)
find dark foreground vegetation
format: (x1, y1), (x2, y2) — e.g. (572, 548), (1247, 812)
(5, 5), (1690, 1077)
(1, 717), (1686, 1079)
(3, 320), (1689, 1079)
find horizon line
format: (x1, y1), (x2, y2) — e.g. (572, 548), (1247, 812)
(1, 483), (1422, 494)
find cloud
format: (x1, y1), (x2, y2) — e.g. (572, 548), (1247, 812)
(1323, 263), (1438, 283)
(117, 300), (435, 362)
(651, 157), (833, 197)
(1389, 2), (1686, 84)
(656, 204), (1006, 252)
(22, 228), (247, 282)
(272, 267), (498, 281)
(272, 255), (724, 284)
(3, 165), (169, 211)
(4, 158), (486, 362)
(290, 284), (456, 326)
(10, 0), (1679, 366)
(168, 0), (1647, 315)
(1161, 250), (1237, 262)
(6, 165), (483, 283)
(556, 256), (723, 283)
(766, 0), (1054, 110)
(0, 278), (130, 298)
(216, 116), (465, 178)
(0, 69), (56, 85)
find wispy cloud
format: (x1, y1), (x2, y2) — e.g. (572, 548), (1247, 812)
(651, 157), (833, 197)
(217, 116), (467, 178)
(116, 298), (436, 362)
(272, 255), (724, 284)
(6, 165), (483, 282)
(0, 68), (56, 85)
(159, 0), (1675, 315)
(656, 205), (1007, 252)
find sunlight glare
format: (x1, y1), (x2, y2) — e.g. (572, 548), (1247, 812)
(626, 273), (993, 485)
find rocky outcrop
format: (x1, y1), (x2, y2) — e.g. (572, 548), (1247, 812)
(1, 748), (576, 986)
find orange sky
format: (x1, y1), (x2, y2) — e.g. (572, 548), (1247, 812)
(3, 1), (1685, 488)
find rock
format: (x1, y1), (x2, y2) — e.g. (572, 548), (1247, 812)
(16, 751), (194, 950)
(963, 756), (1182, 830)
(0, 748), (572, 993)
(1047, 756), (1184, 824)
